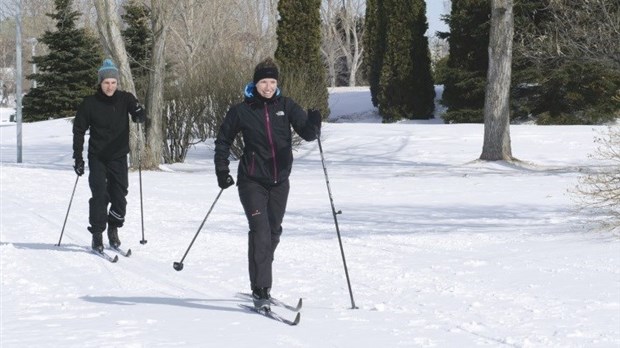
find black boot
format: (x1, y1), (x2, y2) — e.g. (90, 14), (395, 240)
(107, 226), (121, 248)
(252, 287), (271, 310)
(250, 285), (271, 299)
(91, 231), (104, 253)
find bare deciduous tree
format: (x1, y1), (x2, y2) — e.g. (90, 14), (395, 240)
(321, 0), (365, 86)
(141, 0), (177, 169)
(0, 0), (18, 88)
(321, 0), (342, 87)
(164, 59), (249, 163)
(480, 0), (514, 161)
(74, 0), (97, 29)
(1, 0), (55, 91)
(168, 0), (215, 76)
(159, 0), (276, 164)
(429, 36), (448, 72)
(574, 126), (620, 232)
(520, 0), (619, 69)
(339, 0), (365, 86)
(236, 0), (278, 61)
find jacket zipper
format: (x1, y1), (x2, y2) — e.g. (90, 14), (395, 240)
(249, 152), (256, 176)
(263, 103), (278, 183)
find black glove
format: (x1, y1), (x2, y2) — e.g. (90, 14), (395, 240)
(132, 103), (146, 123)
(74, 158), (85, 176)
(308, 109), (322, 134)
(216, 170), (234, 189)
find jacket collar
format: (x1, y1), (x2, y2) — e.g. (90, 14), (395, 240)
(244, 82), (281, 106)
(95, 87), (119, 104)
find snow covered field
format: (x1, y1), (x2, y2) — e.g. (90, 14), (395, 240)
(1, 87), (619, 347)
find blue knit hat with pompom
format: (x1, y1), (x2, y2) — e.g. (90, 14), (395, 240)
(98, 59), (119, 84)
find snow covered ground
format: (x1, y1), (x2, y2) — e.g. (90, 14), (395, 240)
(1, 87), (619, 347)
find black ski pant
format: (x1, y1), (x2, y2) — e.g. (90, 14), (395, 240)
(87, 154), (128, 234)
(238, 178), (289, 290)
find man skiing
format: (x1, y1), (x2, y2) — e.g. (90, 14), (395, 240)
(72, 59), (146, 253)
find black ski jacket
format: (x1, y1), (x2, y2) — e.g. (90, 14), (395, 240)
(214, 85), (317, 186)
(73, 89), (144, 161)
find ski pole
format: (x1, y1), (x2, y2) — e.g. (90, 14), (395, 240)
(173, 188), (224, 271)
(138, 123), (147, 245)
(56, 175), (80, 246)
(315, 128), (358, 309)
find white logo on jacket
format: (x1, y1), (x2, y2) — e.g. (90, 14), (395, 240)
(276, 111), (285, 117)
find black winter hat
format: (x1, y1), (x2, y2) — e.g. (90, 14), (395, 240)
(253, 58), (279, 83)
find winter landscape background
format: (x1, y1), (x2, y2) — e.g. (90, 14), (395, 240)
(1, 86), (619, 347)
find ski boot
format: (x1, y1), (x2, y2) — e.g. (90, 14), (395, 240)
(91, 231), (104, 253)
(107, 226), (121, 248)
(252, 287), (271, 311)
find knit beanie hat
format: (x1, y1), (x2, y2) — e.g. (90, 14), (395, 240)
(253, 58), (279, 83)
(98, 59), (120, 84)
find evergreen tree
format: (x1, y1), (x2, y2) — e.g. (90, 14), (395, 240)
(22, 0), (102, 122)
(439, 0), (490, 123)
(534, 62), (620, 125)
(121, 0), (152, 101)
(512, 0), (620, 125)
(408, 2), (435, 119)
(512, 0), (552, 73)
(275, 0), (329, 117)
(511, 0), (553, 122)
(440, 0), (617, 125)
(377, 0), (435, 122)
(362, 0), (386, 107)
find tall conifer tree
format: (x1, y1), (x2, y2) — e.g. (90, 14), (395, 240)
(408, 1), (436, 119)
(362, 0), (386, 107)
(22, 0), (102, 122)
(377, 0), (435, 121)
(275, 0), (329, 116)
(439, 0), (490, 123)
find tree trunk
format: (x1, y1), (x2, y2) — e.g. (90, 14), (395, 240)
(321, 0), (342, 87)
(480, 0), (514, 161)
(93, 0), (142, 168)
(142, 0), (171, 169)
